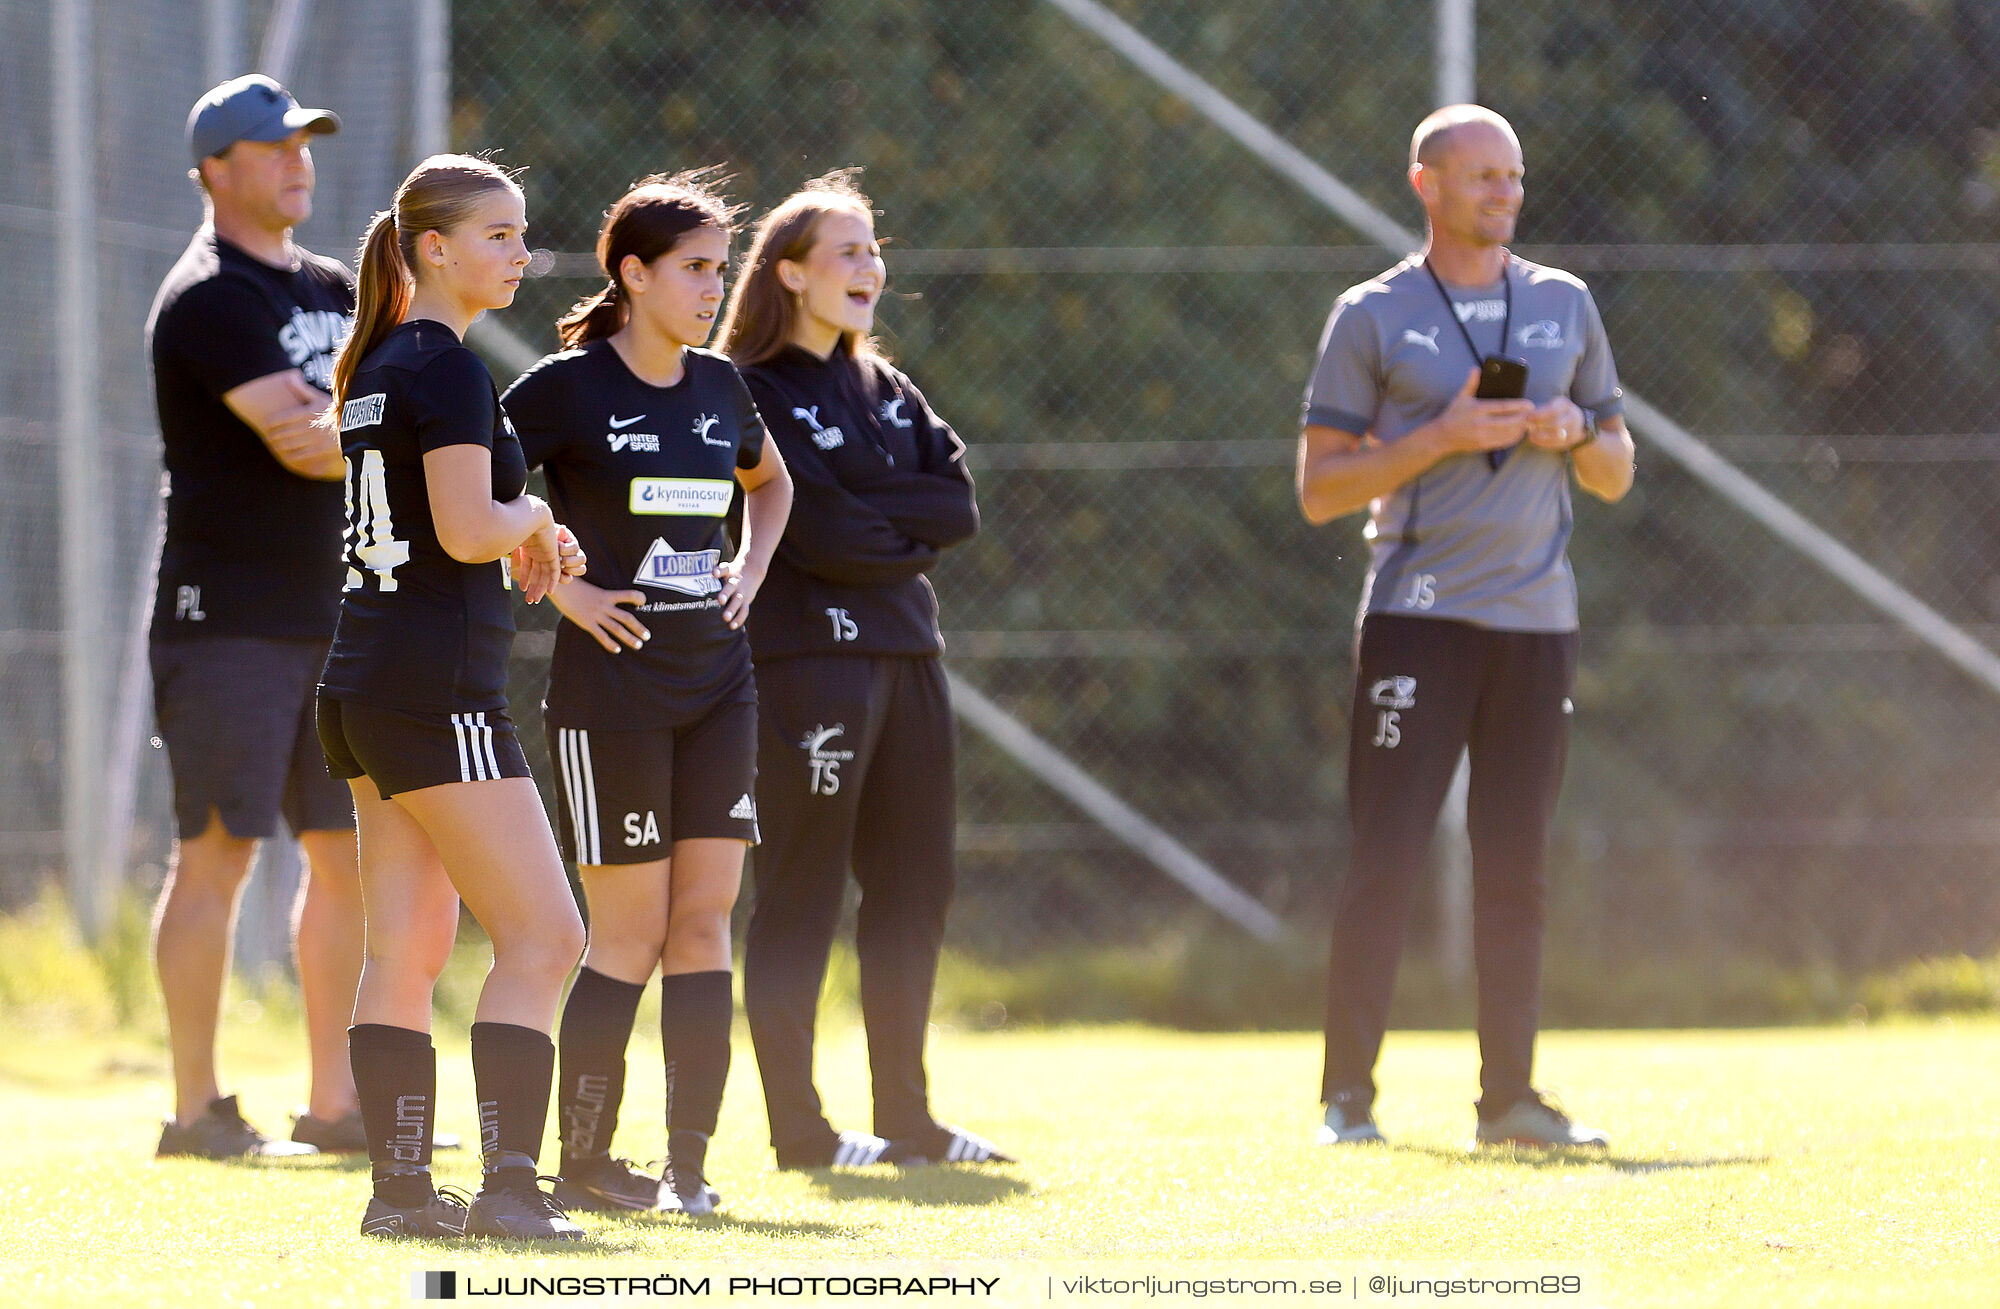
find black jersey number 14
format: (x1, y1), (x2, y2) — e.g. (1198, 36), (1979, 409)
(344, 449), (411, 591)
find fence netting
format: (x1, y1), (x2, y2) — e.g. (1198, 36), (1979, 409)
(8, 0), (2000, 1003)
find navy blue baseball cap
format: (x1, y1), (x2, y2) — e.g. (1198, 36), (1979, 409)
(187, 74), (339, 163)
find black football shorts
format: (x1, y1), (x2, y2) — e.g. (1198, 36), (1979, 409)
(317, 695), (531, 800)
(545, 700), (759, 865)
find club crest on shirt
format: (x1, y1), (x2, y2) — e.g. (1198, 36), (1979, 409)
(693, 414), (730, 448)
(879, 396), (913, 428)
(634, 538), (720, 596)
(1519, 319), (1564, 348)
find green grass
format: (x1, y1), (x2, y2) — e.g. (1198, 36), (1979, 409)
(1, 1002), (1996, 1308)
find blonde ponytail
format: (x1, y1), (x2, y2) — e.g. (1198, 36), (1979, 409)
(327, 209), (410, 417)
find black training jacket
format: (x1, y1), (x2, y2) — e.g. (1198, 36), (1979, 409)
(737, 343), (977, 660)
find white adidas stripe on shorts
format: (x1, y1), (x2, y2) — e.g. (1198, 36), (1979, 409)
(555, 726), (603, 865)
(449, 712), (502, 783)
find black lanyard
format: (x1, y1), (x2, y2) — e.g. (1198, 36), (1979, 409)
(1425, 256), (1520, 470)
(1422, 256), (1512, 364)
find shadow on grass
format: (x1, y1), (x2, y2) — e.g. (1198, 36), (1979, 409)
(533, 1211), (857, 1247)
(799, 1167), (1033, 1206)
(1392, 1144), (1770, 1172)
(640, 1212), (857, 1238)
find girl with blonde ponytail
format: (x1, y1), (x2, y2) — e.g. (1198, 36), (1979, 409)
(315, 153), (590, 1242)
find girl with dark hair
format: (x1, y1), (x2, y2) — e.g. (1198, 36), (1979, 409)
(716, 171), (1005, 1170)
(501, 170), (792, 1216)
(319, 153), (588, 1241)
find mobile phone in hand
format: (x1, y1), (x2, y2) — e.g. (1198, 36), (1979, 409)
(1477, 355), (1530, 468)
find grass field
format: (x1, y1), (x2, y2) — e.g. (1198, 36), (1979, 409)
(1, 1008), (1994, 1308)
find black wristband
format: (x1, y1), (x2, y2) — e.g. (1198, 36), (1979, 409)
(1569, 410), (1599, 452)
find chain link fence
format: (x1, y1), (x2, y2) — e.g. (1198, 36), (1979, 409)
(9, 0), (2000, 1016)
(1, 0), (438, 964)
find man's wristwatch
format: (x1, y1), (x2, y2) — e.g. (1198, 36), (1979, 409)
(1568, 409), (1599, 452)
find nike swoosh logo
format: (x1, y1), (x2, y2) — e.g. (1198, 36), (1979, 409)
(608, 414), (645, 429)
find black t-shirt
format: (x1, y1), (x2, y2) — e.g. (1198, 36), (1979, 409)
(738, 344), (977, 661)
(320, 320), (528, 714)
(503, 342), (767, 729)
(146, 230), (354, 640)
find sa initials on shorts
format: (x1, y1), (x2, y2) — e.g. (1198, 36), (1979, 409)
(623, 810), (660, 846)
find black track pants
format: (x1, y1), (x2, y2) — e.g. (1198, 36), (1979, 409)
(743, 654), (957, 1152)
(1322, 615), (1578, 1111)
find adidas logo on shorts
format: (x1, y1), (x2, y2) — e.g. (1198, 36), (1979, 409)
(729, 794), (756, 821)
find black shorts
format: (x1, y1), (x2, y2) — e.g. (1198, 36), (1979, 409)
(546, 701), (760, 865)
(317, 695), (531, 800)
(150, 636), (354, 839)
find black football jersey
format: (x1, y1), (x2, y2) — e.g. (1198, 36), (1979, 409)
(503, 342), (767, 729)
(320, 320), (528, 714)
(146, 230), (353, 639)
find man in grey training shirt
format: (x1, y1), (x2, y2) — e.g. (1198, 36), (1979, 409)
(1297, 105), (1635, 1149)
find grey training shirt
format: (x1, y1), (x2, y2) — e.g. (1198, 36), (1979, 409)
(1303, 254), (1622, 632)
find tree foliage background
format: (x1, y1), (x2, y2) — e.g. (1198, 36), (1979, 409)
(10, 1), (2000, 1018)
(451, 0), (2000, 988)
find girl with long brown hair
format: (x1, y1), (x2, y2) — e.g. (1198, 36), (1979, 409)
(318, 153), (588, 1240)
(717, 171), (1007, 1170)
(500, 170), (791, 1216)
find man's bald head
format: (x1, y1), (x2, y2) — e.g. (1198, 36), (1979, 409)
(1409, 105), (1525, 251)
(1410, 104), (1521, 170)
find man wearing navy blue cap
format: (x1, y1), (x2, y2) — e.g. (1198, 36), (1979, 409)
(147, 74), (361, 1158)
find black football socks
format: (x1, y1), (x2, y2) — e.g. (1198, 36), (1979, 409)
(471, 1021), (555, 1193)
(555, 967), (646, 1174)
(661, 970), (732, 1137)
(349, 1023), (437, 1208)
(662, 970), (732, 1194)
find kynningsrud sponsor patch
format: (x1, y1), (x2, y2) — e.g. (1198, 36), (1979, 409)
(634, 538), (721, 596)
(1369, 675), (1417, 709)
(628, 477), (733, 517)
